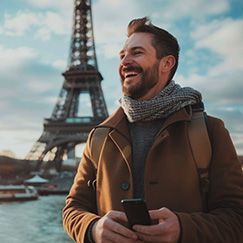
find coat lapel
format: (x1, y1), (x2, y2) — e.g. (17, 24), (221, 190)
(109, 118), (132, 171)
(98, 107), (132, 170)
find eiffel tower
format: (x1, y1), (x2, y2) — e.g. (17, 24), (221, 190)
(26, 0), (109, 171)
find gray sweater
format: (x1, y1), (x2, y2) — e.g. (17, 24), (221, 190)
(128, 120), (163, 199)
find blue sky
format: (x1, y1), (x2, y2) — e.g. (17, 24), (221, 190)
(0, 0), (242, 159)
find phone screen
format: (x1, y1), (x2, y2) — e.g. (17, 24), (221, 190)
(121, 198), (151, 229)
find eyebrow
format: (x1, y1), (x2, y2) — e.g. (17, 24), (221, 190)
(119, 46), (146, 55)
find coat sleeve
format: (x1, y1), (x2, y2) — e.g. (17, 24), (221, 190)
(177, 117), (243, 243)
(62, 129), (101, 243)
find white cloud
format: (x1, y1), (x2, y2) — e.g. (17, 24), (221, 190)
(94, 24), (126, 44)
(52, 60), (67, 70)
(104, 0), (123, 6)
(192, 18), (243, 70)
(177, 70), (243, 105)
(165, 0), (229, 19)
(41, 11), (71, 35)
(26, 79), (55, 93)
(177, 18), (243, 106)
(93, 0), (230, 25)
(92, 0), (231, 59)
(21, 0), (230, 22)
(0, 45), (61, 101)
(97, 43), (122, 59)
(20, 0), (72, 14)
(3, 11), (39, 36)
(0, 45), (37, 71)
(44, 96), (59, 105)
(35, 27), (51, 41)
(34, 11), (71, 41)
(1, 10), (71, 40)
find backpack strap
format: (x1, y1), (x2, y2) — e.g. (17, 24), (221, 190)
(188, 103), (212, 210)
(90, 127), (110, 167)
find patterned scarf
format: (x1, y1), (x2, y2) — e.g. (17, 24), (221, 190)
(119, 80), (202, 123)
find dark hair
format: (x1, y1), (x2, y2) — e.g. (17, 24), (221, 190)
(127, 17), (180, 81)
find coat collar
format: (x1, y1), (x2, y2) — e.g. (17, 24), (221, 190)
(160, 105), (192, 131)
(98, 105), (192, 133)
(97, 107), (130, 139)
(96, 106), (192, 168)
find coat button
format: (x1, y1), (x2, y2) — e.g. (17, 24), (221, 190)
(121, 182), (130, 191)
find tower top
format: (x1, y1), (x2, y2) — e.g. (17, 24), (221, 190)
(68, 0), (98, 71)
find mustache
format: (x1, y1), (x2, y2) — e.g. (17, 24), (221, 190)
(121, 66), (143, 74)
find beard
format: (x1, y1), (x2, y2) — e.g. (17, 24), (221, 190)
(120, 61), (160, 99)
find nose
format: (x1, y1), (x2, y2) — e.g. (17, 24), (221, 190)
(120, 53), (133, 67)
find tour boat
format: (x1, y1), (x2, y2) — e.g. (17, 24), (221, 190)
(0, 185), (39, 201)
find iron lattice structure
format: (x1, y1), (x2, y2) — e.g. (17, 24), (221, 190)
(26, 0), (109, 171)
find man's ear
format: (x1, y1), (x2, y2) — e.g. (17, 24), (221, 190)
(159, 55), (176, 73)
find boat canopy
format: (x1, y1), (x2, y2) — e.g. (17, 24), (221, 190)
(24, 175), (49, 184)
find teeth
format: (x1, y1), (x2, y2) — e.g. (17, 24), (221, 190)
(125, 72), (138, 78)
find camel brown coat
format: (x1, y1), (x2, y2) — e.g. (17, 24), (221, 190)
(63, 106), (243, 243)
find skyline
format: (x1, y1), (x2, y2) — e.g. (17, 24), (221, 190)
(0, 0), (243, 158)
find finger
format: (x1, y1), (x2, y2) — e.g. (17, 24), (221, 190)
(133, 223), (162, 235)
(133, 211), (180, 242)
(134, 218), (178, 236)
(95, 218), (138, 242)
(95, 211), (136, 239)
(103, 212), (137, 240)
(108, 210), (128, 222)
(149, 207), (173, 220)
(110, 220), (138, 240)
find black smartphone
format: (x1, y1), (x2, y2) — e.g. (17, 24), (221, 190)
(121, 198), (151, 229)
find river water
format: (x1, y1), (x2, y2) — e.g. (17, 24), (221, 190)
(0, 195), (74, 243)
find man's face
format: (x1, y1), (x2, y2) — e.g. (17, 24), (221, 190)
(119, 32), (161, 100)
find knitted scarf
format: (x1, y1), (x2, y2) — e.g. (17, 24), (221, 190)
(119, 80), (202, 123)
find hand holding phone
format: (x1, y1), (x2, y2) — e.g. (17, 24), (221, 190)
(121, 198), (151, 229)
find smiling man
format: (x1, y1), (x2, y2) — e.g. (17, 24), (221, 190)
(63, 17), (243, 243)
(119, 33), (163, 100)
